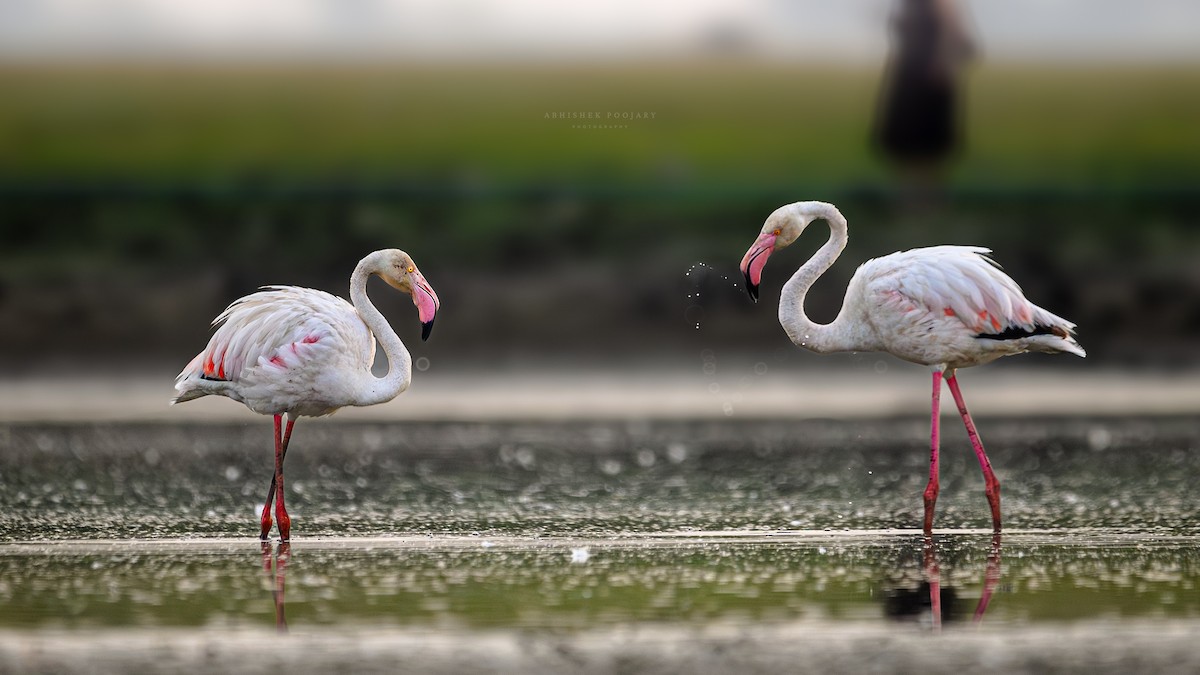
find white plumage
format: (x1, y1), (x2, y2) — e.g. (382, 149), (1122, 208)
(740, 201), (1084, 533)
(174, 286), (376, 417)
(855, 245), (1085, 369)
(172, 248), (440, 541)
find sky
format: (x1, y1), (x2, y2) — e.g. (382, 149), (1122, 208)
(0, 0), (1197, 62)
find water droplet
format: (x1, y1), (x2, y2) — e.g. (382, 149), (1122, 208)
(415, 356), (431, 371)
(753, 362), (768, 375)
(515, 447), (536, 469)
(1087, 427), (1112, 451)
(636, 450), (656, 467)
(722, 402), (734, 416)
(667, 443), (689, 464)
(571, 548), (591, 563)
(873, 360), (888, 374)
(708, 382), (721, 394)
(224, 466), (241, 482)
(600, 459), (622, 476)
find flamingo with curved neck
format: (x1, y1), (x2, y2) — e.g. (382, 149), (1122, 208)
(740, 201), (1085, 533)
(173, 248), (440, 541)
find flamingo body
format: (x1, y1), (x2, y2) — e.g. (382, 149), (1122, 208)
(847, 245), (1085, 369)
(172, 248), (439, 540)
(739, 201), (1084, 533)
(174, 286), (376, 417)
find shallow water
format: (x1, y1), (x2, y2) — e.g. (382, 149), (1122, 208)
(2, 417), (1198, 673)
(3, 531), (1197, 629)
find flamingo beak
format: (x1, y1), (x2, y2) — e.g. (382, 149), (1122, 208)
(410, 271), (440, 341)
(739, 232), (777, 304)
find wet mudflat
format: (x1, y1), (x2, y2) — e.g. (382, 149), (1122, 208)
(1, 417), (1198, 673)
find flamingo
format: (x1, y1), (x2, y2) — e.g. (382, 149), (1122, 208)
(739, 201), (1084, 533)
(172, 249), (439, 541)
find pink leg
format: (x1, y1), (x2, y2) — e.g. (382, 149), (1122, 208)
(274, 417), (292, 542)
(945, 372), (1002, 533)
(259, 416), (282, 540)
(260, 415), (296, 540)
(923, 371), (943, 534)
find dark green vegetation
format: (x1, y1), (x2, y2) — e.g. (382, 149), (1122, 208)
(1, 63), (1198, 366)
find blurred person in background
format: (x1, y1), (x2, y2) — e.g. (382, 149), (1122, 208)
(873, 0), (977, 197)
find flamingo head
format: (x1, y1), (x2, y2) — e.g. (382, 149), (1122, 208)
(378, 249), (440, 341)
(739, 203), (809, 303)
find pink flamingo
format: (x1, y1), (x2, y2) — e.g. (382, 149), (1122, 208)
(739, 201), (1084, 533)
(172, 249), (439, 541)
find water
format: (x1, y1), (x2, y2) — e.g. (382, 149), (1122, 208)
(2, 417), (1198, 673)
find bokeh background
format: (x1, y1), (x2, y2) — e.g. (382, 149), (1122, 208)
(2, 0), (1198, 380)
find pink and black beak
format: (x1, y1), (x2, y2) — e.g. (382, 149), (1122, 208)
(410, 271), (440, 341)
(739, 232), (777, 303)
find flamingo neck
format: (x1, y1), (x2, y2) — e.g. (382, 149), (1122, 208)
(349, 253), (412, 406)
(778, 203), (859, 354)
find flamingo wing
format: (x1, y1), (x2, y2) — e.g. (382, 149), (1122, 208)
(861, 246), (1078, 339)
(176, 286), (373, 385)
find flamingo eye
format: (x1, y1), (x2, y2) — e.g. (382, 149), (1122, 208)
(406, 265), (414, 274)
(773, 228), (781, 236)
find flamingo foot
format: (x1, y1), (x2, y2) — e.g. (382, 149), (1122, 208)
(922, 486), (938, 535)
(275, 503), (291, 542)
(259, 507), (274, 541)
(985, 480), (1002, 533)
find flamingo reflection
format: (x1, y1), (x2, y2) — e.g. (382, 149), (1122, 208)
(260, 542), (291, 632)
(885, 534), (1001, 630)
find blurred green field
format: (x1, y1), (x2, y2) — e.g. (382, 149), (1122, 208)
(1, 62), (1198, 366)
(1, 62), (1197, 184)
